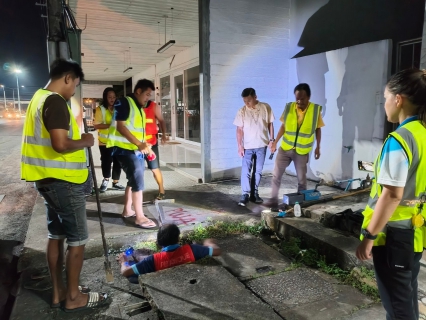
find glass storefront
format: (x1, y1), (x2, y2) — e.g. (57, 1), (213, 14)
(159, 65), (200, 144)
(160, 76), (172, 137)
(184, 66), (200, 143)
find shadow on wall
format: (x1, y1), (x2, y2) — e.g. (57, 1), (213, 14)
(336, 42), (388, 179)
(293, 40), (390, 181)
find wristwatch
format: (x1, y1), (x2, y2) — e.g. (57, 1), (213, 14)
(361, 228), (377, 240)
(269, 139), (275, 142)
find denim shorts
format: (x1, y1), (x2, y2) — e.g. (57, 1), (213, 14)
(146, 143), (160, 170)
(36, 180), (89, 247)
(115, 152), (145, 191)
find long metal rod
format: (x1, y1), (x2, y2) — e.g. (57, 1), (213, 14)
(83, 118), (114, 282)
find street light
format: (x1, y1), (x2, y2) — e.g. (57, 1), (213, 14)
(14, 69), (22, 114)
(0, 85), (6, 109)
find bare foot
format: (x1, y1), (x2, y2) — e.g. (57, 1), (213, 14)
(122, 209), (135, 218)
(65, 291), (90, 310)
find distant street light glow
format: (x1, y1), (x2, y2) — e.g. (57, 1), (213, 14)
(14, 69), (22, 73)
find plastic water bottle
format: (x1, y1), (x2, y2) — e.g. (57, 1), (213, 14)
(294, 202), (302, 217)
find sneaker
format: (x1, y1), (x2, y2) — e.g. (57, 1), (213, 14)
(250, 193), (264, 204)
(100, 179), (109, 192)
(112, 182), (125, 190)
(238, 194), (250, 207)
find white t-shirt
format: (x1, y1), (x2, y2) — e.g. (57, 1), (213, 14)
(233, 102), (275, 149)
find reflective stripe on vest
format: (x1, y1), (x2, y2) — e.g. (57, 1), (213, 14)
(106, 97), (145, 150)
(144, 101), (158, 145)
(153, 244), (195, 271)
(361, 120), (426, 252)
(21, 89), (88, 183)
(96, 105), (113, 144)
(281, 102), (321, 155)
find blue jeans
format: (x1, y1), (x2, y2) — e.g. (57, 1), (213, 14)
(36, 180), (88, 247)
(241, 147), (267, 195)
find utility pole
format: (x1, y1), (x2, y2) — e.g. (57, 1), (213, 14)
(15, 71), (22, 113)
(0, 86), (6, 110)
(12, 90), (15, 110)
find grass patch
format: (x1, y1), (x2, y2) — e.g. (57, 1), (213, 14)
(280, 237), (380, 301)
(134, 241), (159, 252)
(182, 220), (264, 243)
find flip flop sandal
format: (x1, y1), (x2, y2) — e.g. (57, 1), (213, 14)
(51, 286), (91, 308)
(156, 193), (166, 200)
(122, 214), (136, 219)
(135, 219), (157, 229)
(78, 285), (91, 294)
(63, 292), (110, 313)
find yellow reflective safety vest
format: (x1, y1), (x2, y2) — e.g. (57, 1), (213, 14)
(281, 102), (321, 155)
(96, 105), (113, 144)
(361, 118), (426, 252)
(21, 89), (88, 184)
(106, 96), (146, 150)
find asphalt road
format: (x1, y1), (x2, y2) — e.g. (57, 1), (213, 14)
(0, 118), (37, 319)
(0, 118), (37, 244)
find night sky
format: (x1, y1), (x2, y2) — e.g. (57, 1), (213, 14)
(0, 0), (49, 102)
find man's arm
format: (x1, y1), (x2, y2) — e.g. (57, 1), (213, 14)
(236, 127), (244, 157)
(94, 123), (109, 130)
(268, 122), (274, 151)
(203, 239), (221, 256)
(271, 124), (285, 153)
(50, 130), (94, 153)
(314, 128), (321, 159)
(154, 104), (168, 144)
(116, 121), (150, 153)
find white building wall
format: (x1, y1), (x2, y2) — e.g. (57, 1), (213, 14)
(209, 0), (291, 181)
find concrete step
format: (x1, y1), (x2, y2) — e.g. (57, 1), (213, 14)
(262, 211), (426, 299)
(262, 212), (373, 270)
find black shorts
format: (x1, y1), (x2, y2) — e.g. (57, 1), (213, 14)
(146, 144), (160, 170)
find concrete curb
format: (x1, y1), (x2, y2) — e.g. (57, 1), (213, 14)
(261, 211), (373, 270)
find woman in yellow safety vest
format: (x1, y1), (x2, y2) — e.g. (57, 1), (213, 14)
(94, 87), (125, 192)
(356, 68), (426, 320)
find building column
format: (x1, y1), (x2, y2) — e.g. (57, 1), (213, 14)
(199, 0), (211, 183)
(421, 5), (426, 69)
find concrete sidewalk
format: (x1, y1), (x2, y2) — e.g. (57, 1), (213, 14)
(9, 136), (414, 319)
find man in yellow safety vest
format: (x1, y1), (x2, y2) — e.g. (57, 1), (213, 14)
(21, 59), (110, 312)
(269, 83), (325, 206)
(107, 79), (156, 229)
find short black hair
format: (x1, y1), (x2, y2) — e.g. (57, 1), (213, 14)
(49, 59), (84, 81)
(294, 83), (311, 97)
(157, 224), (180, 247)
(241, 88), (256, 98)
(134, 79), (155, 94)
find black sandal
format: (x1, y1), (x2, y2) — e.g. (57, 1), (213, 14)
(63, 292), (110, 313)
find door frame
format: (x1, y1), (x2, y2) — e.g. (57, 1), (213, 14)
(157, 60), (201, 146)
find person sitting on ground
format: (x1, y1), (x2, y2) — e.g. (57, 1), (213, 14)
(117, 224), (221, 278)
